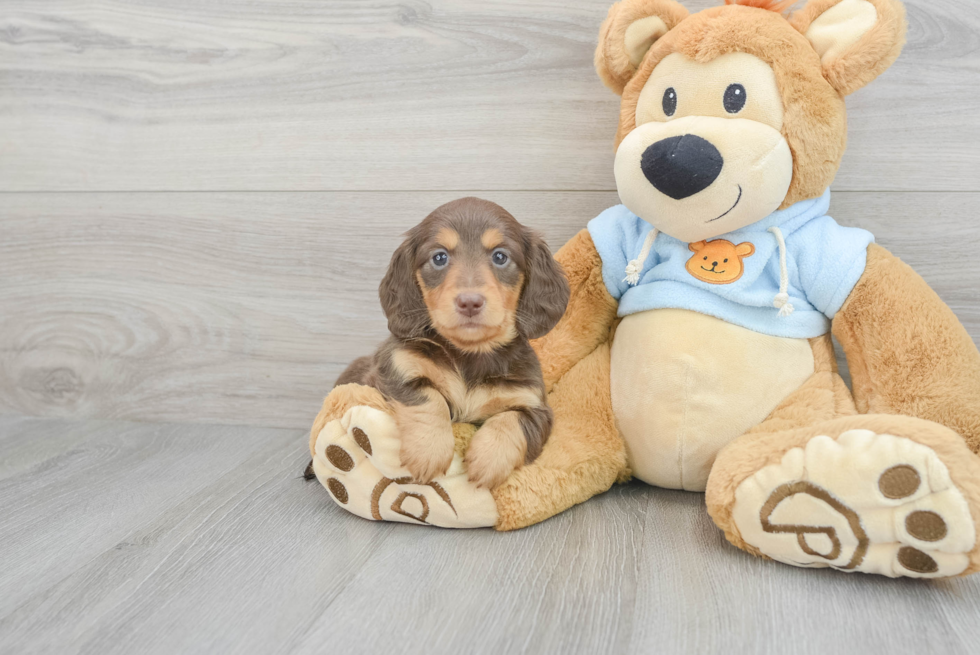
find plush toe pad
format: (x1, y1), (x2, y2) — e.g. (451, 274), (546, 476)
(732, 430), (977, 578)
(312, 405), (498, 528)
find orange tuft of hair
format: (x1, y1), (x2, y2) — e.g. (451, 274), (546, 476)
(724, 0), (797, 14)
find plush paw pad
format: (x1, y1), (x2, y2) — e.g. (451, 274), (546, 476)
(732, 430), (977, 578)
(311, 405), (497, 528)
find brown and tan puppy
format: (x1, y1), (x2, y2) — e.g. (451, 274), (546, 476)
(307, 198), (569, 489)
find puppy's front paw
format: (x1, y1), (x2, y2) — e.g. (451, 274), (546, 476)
(464, 416), (526, 489)
(399, 420), (455, 483)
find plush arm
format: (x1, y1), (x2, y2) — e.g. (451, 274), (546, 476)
(531, 229), (619, 390)
(832, 244), (980, 452)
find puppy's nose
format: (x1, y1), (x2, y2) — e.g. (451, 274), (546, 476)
(641, 134), (723, 200)
(455, 293), (486, 317)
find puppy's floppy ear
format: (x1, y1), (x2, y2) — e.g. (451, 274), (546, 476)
(517, 231), (570, 340)
(378, 230), (428, 338)
(791, 0), (907, 96)
(595, 0), (689, 96)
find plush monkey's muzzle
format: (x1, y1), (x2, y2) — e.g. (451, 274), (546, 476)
(614, 115), (793, 243)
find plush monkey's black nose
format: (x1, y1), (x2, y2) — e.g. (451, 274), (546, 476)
(640, 135), (724, 200)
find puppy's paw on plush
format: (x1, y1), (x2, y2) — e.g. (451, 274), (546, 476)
(464, 412), (527, 489)
(398, 419), (456, 483)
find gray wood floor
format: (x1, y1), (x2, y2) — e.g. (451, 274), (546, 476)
(1, 415), (979, 655)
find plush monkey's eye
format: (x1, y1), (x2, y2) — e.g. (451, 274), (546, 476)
(491, 249), (509, 267)
(662, 87), (677, 117)
(724, 258), (729, 263)
(724, 84), (746, 113)
(431, 251), (449, 268)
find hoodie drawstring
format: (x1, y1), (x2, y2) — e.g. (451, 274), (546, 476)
(624, 228), (658, 286)
(767, 226), (794, 317)
(624, 225), (794, 318)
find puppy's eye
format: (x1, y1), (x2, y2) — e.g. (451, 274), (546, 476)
(431, 251), (449, 268)
(662, 87), (677, 117)
(724, 84), (746, 114)
(491, 249), (509, 267)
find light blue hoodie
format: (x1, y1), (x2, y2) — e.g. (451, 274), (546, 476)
(587, 189), (873, 339)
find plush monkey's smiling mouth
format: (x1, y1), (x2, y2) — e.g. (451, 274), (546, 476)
(701, 266), (725, 274)
(706, 185), (742, 223)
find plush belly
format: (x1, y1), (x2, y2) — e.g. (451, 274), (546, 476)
(610, 308), (815, 491)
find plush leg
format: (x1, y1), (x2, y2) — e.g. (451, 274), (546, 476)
(706, 356), (980, 578)
(531, 228), (618, 390)
(706, 246), (980, 578)
(492, 342), (628, 530)
(833, 244), (980, 452)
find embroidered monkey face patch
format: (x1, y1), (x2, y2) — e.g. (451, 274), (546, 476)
(686, 239), (755, 284)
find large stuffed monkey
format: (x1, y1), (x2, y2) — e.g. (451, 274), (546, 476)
(310, 0), (980, 579)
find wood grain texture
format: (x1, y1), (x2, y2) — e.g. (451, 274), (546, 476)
(0, 0), (978, 192)
(0, 418), (299, 618)
(1, 416), (979, 655)
(2, 191), (978, 429)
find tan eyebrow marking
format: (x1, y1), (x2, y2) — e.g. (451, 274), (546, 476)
(481, 228), (504, 250)
(436, 227), (459, 250)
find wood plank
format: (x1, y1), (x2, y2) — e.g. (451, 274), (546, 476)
(292, 483), (651, 655)
(0, 417), (299, 618)
(0, 416), (117, 481)
(0, 0), (977, 192)
(297, 487), (980, 655)
(2, 190), (977, 428)
(0, 190), (616, 428)
(624, 490), (980, 654)
(0, 417), (383, 654)
(1, 416), (979, 654)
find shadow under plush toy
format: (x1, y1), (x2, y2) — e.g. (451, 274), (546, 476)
(310, 0), (980, 579)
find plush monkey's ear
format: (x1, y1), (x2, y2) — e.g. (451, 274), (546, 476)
(595, 0), (689, 96)
(791, 0), (907, 96)
(688, 240), (707, 253)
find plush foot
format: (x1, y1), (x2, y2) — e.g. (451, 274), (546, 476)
(726, 420), (980, 578)
(310, 401), (498, 528)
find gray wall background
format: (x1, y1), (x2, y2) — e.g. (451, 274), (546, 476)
(2, 0), (978, 429)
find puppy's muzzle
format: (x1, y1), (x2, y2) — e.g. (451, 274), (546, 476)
(641, 134), (723, 200)
(455, 293), (486, 318)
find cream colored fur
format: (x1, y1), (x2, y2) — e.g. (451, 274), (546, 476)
(791, 0), (907, 96)
(625, 15), (670, 67)
(611, 309), (815, 490)
(805, 0), (879, 64)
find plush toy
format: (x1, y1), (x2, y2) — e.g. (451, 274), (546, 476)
(310, 0), (980, 579)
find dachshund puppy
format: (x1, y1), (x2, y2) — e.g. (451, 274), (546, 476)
(308, 197), (570, 489)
